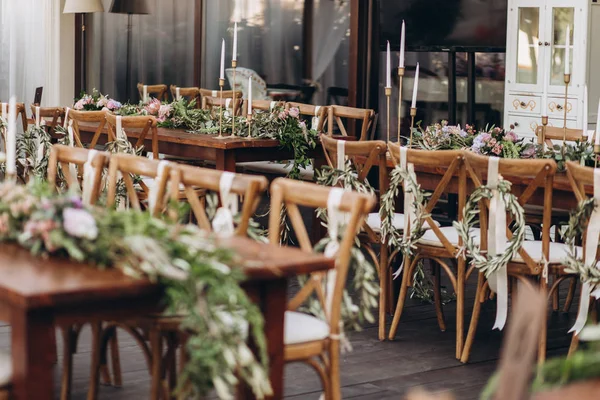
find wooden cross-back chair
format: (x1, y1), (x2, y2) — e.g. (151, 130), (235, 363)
(30, 104), (65, 133)
(104, 113), (159, 160)
(460, 151), (559, 364)
(66, 109), (107, 148)
(137, 83), (168, 102)
(169, 85), (200, 105)
(242, 99), (283, 115)
(287, 102), (328, 132)
(535, 125), (590, 147)
(2, 102), (30, 132)
(198, 88), (242, 101)
(320, 134), (390, 339)
(268, 178), (375, 400)
(385, 144), (466, 359)
(201, 95), (243, 116)
(327, 105), (375, 141)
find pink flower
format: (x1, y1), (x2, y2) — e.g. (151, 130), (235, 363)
(106, 99), (122, 111)
(74, 99), (86, 110)
(489, 138), (497, 146)
(288, 107), (300, 118)
(158, 104), (172, 122)
(144, 98), (161, 115)
(492, 144), (503, 155)
(278, 111), (287, 120)
(504, 131), (518, 143)
(63, 208), (98, 240)
(299, 121), (306, 129)
(96, 96), (108, 108)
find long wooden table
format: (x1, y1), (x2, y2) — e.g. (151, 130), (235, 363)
(0, 238), (333, 400)
(78, 122), (325, 173)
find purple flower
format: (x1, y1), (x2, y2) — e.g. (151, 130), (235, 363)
(521, 146), (536, 159)
(106, 99), (122, 111)
(288, 107), (300, 118)
(63, 208), (98, 240)
(504, 131), (518, 143)
(70, 196), (83, 209)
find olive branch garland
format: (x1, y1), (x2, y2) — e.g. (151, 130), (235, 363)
(453, 178), (526, 277)
(563, 198), (600, 285)
(379, 164), (429, 257)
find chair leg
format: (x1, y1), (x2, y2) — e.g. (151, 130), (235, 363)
(109, 330), (123, 387)
(431, 261), (446, 332)
(60, 325), (77, 400)
(568, 333), (580, 357)
(378, 244), (389, 341)
(455, 258), (466, 360)
(88, 322), (103, 400)
(552, 274), (560, 312)
(329, 340), (341, 400)
(563, 277), (577, 313)
(388, 256), (411, 340)
(50, 326), (58, 365)
(460, 272), (485, 363)
(150, 328), (163, 400)
(538, 277), (549, 365)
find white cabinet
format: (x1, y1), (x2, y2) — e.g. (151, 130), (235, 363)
(504, 0), (591, 139)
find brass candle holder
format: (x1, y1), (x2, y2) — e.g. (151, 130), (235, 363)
(397, 67), (405, 145)
(247, 112), (253, 139)
(385, 86), (392, 143)
(540, 115), (548, 150)
(562, 73), (571, 146)
(409, 107), (417, 147)
(216, 78), (226, 139)
(231, 60), (237, 137)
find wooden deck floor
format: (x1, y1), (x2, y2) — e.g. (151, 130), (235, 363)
(0, 277), (575, 399)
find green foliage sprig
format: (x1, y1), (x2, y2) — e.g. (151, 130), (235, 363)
(537, 140), (595, 172)
(563, 198), (600, 284)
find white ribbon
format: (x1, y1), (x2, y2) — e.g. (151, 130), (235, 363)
(225, 98), (232, 109)
(115, 116), (124, 140)
(35, 106), (40, 127)
(148, 160), (170, 215)
(393, 147), (417, 279)
(486, 157), (509, 330)
(212, 90), (218, 97)
(570, 169), (600, 334)
(311, 106), (322, 131)
(143, 85), (148, 102)
(269, 101), (277, 111)
(82, 150), (99, 206)
(175, 87), (181, 100)
(63, 107), (70, 128)
(336, 139), (346, 171)
(212, 172), (239, 237)
(66, 121), (77, 178)
(324, 188), (345, 316)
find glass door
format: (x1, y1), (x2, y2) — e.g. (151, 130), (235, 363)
(509, 1), (546, 92)
(546, 4), (575, 89)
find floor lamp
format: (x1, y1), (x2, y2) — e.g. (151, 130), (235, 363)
(63, 0), (105, 96)
(109, 0), (150, 102)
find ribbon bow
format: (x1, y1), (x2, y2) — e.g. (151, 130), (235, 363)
(486, 157), (509, 330)
(147, 161), (170, 215)
(82, 150), (99, 206)
(212, 172), (239, 237)
(393, 147), (417, 279)
(311, 106), (321, 131)
(570, 169), (600, 334)
(336, 139), (346, 171)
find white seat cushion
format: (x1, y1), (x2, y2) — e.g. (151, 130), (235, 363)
(238, 161), (314, 181)
(418, 226), (481, 247)
(366, 212), (440, 232)
(284, 311), (330, 345)
(0, 352), (12, 387)
(512, 240), (582, 264)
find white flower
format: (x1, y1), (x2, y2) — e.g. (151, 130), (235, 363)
(62, 208), (98, 240)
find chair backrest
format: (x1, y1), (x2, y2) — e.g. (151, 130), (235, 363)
(137, 83), (168, 102)
(105, 113), (159, 159)
(66, 109), (107, 148)
(287, 102), (328, 132)
(462, 151), (556, 271)
(198, 88), (243, 101)
(268, 178), (375, 334)
(536, 125), (588, 146)
(1, 102), (29, 132)
(169, 164), (268, 235)
(388, 143), (466, 255)
(566, 160), (596, 203)
(201, 96), (243, 116)
(327, 105), (375, 141)
(169, 85), (200, 105)
(106, 153), (172, 216)
(241, 99), (283, 115)
(48, 144), (110, 204)
(30, 104), (65, 132)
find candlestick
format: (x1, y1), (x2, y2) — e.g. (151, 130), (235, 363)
(399, 20), (405, 69)
(386, 41), (391, 89)
(247, 112), (253, 139)
(385, 86), (391, 143)
(542, 94), (548, 118)
(540, 115), (548, 149)
(220, 39), (225, 81)
(397, 66), (405, 145)
(6, 97), (16, 179)
(411, 63), (420, 109)
(217, 78), (226, 139)
(231, 59), (237, 137)
(409, 107), (417, 147)
(565, 25), (570, 76)
(562, 73), (571, 147)
(232, 22), (238, 62)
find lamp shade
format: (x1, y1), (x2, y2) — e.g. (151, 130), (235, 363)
(63, 0), (104, 13)
(109, 0), (150, 14)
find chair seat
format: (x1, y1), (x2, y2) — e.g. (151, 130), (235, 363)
(366, 212), (440, 232)
(238, 161), (314, 181)
(0, 352), (12, 387)
(511, 241), (582, 264)
(418, 226), (481, 247)
(284, 311), (330, 345)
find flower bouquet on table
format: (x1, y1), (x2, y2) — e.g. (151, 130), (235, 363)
(471, 126), (535, 158)
(536, 140), (595, 172)
(73, 89), (122, 112)
(411, 120), (477, 150)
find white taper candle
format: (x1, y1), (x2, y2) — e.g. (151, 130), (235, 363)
(411, 63), (420, 108)
(7, 97), (16, 175)
(232, 22), (238, 62)
(399, 20), (405, 68)
(565, 25), (570, 76)
(386, 41), (391, 88)
(248, 77), (253, 115)
(542, 93), (548, 117)
(220, 39), (226, 81)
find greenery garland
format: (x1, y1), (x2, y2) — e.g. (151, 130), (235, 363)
(563, 197), (600, 284)
(0, 179), (271, 399)
(453, 178), (526, 277)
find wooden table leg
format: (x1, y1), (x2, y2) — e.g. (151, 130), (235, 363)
(12, 308), (55, 400)
(216, 150), (237, 172)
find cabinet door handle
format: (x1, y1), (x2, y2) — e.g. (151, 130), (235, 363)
(545, 42), (550, 46)
(520, 101), (527, 107)
(513, 122), (519, 127)
(538, 41), (543, 46)
(556, 104), (563, 110)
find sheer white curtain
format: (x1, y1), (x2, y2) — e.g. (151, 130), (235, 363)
(0, 0), (60, 106)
